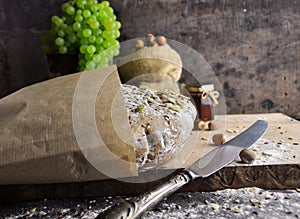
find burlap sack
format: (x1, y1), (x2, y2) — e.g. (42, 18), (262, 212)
(0, 65), (138, 184)
(118, 44), (182, 83)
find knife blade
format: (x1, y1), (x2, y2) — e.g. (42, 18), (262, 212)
(96, 120), (268, 219)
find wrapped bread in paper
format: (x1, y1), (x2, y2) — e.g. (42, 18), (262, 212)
(0, 66), (137, 184)
(0, 65), (196, 185)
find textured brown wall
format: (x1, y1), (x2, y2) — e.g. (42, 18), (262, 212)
(110, 0), (300, 119)
(0, 0), (299, 118)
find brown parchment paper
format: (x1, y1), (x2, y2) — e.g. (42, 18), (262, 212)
(0, 65), (138, 185)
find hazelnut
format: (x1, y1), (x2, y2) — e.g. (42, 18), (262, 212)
(212, 133), (226, 145)
(239, 148), (256, 163)
(146, 33), (155, 44)
(208, 121), (221, 131)
(156, 36), (167, 45)
(198, 120), (206, 130)
(135, 40), (144, 49)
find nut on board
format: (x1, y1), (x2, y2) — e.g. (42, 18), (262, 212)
(212, 133), (226, 145)
(239, 148), (256, 163)
(208, 120), (221, 130)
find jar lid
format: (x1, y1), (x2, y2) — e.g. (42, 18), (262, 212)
(183, 84), (215, 93)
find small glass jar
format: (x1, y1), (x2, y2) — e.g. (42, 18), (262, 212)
(186, 85), (214, 122)
(200, 94), (214, 122)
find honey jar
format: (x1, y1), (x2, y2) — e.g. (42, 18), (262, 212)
(185, 84), (215, 122)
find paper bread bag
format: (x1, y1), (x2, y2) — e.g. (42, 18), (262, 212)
(0, 65), (138, 184)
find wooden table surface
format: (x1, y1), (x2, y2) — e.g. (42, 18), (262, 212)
(1, 113), (299, 203)
(165, 113), (300, 169)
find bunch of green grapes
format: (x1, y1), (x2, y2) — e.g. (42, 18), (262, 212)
(48, 0), (121, 71)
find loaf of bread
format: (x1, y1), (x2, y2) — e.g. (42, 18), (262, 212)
(122, 84), (197, 172)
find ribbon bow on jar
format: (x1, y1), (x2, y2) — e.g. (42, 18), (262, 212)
(183, 84), (220, 105)
(197, 87), (219, 105)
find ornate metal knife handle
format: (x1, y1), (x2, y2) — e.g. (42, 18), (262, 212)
(96, 170), (195, 219)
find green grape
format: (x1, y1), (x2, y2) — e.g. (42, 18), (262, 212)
(86, 61), (96, 70)
(76, 0), (86, 8)
(87, 45), (96, 54)
(95, 36), (104, 44)
(55, 37), (65, 46)
(96, 44), (104, 52)
(90, 4), (98, 12)
(89, 20), (99, 29)
(61, 23), (68, 31)
(104, 21), (116, 30)
(112, 42), (120, 50)
(106, 48), (114, 57)
(46, 0), (121, 71)
(76, 30), (83, 38)
(66, 6), (75, 15)
(62, 15), (73, 25)
(87, 0), (98, 5)
(80, 45), (88, 54)
(88, 15), (97, 22)
(113, 48), (120, 56)
(111, 14), (116, 21)
(97, 4), (104, 11)
(88, 35), (96, 43)
(65, 26), (73, 35)
(61, 3), (70, 12)
(87, 17), (96, 26)
(80, 38), (89, 45)
(102, 30), (113, 40)
(110, 39), (119, 46)
(99, 56), (109, 66)
(103, 40), (111, 48)
(115, 21), (121, 29)
(68, 33), (77, 43)
(57, 30), (65, 37)
(85, 53), (93, 60)
(59, 46), (68, 54)
(102, 16), (114, 23)
(83, 9), (91, 18)
(98, 10), (108, 18)
(51, 16), (63, 26)
(73, 22), (81, 31)
(99, 49), (107, 57)
(92, 54), (102, 63)
(104, 7), (114, 15)
(92, 29), (102, 36)
(83, 28), (92, 37)
(51, 15), (59, 23)
(75, 14), (84, 23)
(112, 30), (120, 38)
(101, 1), (110, 7)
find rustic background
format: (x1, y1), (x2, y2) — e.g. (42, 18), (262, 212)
(0, 0), (299, 119)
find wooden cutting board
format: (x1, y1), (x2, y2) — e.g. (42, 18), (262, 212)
(1, 113), (299, 202)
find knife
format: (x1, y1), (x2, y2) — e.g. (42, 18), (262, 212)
(96, 120), (268, 219)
